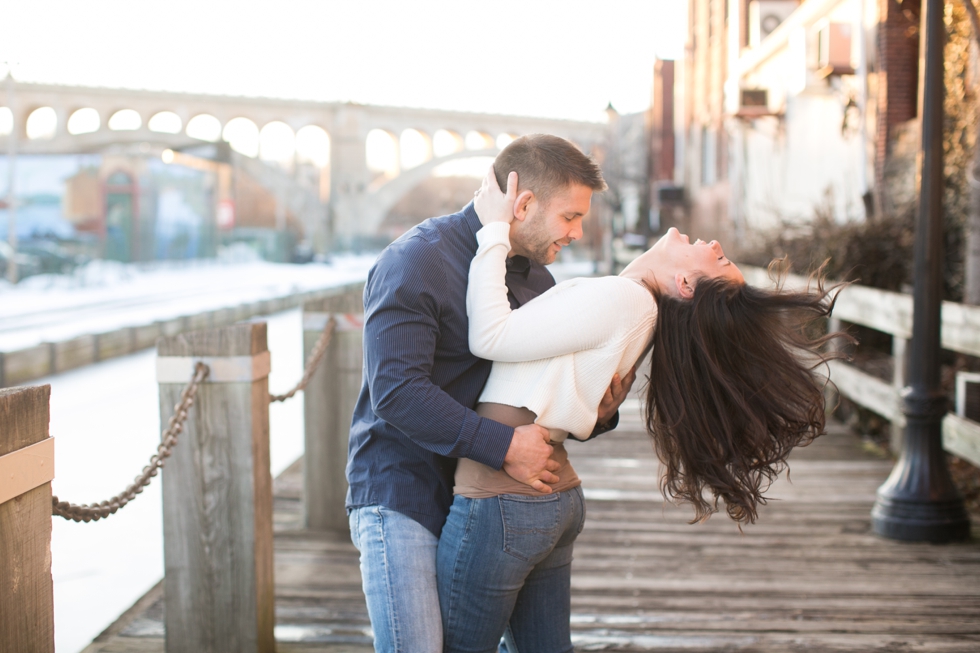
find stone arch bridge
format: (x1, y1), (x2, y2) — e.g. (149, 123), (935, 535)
(0, 81), (607, 247)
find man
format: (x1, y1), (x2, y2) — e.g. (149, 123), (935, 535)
(346, 134), (635, 652)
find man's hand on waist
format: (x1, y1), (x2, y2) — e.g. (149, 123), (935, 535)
(502, 424), (561, 493)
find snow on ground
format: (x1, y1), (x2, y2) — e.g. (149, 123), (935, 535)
(0, 255), (377, 352)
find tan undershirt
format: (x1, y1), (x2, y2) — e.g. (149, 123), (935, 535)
(455, 402), (582, 498)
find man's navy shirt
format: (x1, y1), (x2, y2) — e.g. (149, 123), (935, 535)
(345, 203), (557, 537)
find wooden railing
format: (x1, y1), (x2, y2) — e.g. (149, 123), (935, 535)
(0, 282), (365, 653)
(742, 267), (980, 468)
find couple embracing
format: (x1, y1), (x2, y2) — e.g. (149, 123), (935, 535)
(346, 134), (838, 653)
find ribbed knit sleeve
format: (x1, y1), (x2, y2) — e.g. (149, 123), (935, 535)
(467, 222), (650, 363)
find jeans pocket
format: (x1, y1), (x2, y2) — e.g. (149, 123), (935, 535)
(498, 493), (561, 563)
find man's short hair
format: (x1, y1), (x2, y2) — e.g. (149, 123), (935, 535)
(493, 134), (607, 206)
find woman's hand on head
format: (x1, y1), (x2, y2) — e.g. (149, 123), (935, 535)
(475, 166), (517, 226)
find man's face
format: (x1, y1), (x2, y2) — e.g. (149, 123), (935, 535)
(510, 183), (593, 265)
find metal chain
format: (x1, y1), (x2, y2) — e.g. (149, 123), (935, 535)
(51, 362), (210, 523)
(269, 316), (337, 403)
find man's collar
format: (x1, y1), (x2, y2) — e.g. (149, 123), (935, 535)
(506, 254), (532, 279)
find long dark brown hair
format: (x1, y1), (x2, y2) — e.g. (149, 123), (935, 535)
(645, 267), (848, 525)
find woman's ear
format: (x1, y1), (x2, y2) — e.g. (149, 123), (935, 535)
(675, 273), (695, 299)
(513, 190), (534, 222)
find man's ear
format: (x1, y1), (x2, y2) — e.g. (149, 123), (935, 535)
(675, 273), (695, 299)
(513, 190), (534, 222)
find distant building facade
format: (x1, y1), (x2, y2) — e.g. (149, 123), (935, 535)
(664, 0), (924, 250)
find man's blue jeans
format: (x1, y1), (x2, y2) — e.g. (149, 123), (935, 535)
(437, 486), (586, 653)
(349, 505), (442, 653)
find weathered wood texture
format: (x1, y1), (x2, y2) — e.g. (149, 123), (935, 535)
(744, 266), (980, 466)
(86, 401), (980, 653)
(302, 283), (365, 531)
(0, 385), (55, 653)
(157, 323), (275, 653)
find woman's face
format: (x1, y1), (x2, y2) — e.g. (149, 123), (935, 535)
(649, 227), (744, 285)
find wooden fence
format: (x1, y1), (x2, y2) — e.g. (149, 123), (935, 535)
(0, 282), (364, 653)
(743, 267), (980, 468)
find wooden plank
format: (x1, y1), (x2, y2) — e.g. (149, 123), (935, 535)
(52, 334), (97, 373)
(943, 413), (980, 468)
(302, 284), (364, 531)
(744, 266), (980, 357)
(827, 360), (902, 422)
(0, 385), (55, 653)
(157, 323), (274, 653)
(2, 344), (53, 387)
(95, 327), (135, 360)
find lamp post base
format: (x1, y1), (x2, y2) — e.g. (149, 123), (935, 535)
(871, 493), (971, 543)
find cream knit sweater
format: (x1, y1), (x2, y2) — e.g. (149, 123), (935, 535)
(468, 222), (658, 441)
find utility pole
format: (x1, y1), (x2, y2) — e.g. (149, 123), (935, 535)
(4, 65), (18, 284)
(870, 0), (971, 542)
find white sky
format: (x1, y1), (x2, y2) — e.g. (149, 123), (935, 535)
(0, 0), (686, 123)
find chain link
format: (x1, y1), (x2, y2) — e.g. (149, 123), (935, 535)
(269, 316), (337, 403)
(51, 362), (210, 522)
(51, 313), (339, 522)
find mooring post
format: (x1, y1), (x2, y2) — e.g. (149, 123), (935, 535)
(302, 284), (364, 531)
(0, 385), (55, 653)
(157, 323), (274, 653)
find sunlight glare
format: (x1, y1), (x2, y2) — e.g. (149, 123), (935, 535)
(107, 109), (141, 131)
(295, 125), (331, 168)
(365, 129), (398, 174)
(67, 108), (100, 135)
(496, 133), (515, 150)
(433, 129), (462, 157)
(0, 107), (14, 135)
(465, 131), (493, 151)
(148, 111), (182, 134)
(433, 156), (495, 178)
(400, 129), (430, 169)
(223, 117), (260, 157)
(186, 114), (222, 142)
(26, 107), (58, 139)
(259, 121), (296, 166)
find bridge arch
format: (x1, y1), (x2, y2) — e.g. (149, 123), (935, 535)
(433, 129), (464, 157)
(67, 107), (100, 135)
(108, 109), (141, 131)
(364, 147), (498, 234)
(26, 106), (58, 140)
(259, 120), (295, 167)
(399, 128), (431, 169)
(148, 111), (182, 135)
(222, 117), (259, 157)
(295, 125), (330, 168)
(186, 114), (221, 142)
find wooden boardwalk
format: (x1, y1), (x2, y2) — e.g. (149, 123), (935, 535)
(85, 401), (980, 652)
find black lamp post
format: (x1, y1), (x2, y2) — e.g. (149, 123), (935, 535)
(870, 0), (971, 542)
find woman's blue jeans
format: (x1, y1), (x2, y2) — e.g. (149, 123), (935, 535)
(436, 486), (586, 653)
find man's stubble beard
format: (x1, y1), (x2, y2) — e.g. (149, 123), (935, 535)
(513, 206), (560, 266)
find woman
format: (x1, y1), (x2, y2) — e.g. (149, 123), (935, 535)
(437, 170), (842, 653)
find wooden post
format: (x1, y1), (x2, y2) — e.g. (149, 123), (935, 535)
(157, 323), (274, 653)
(891, 335), (909, 454)
(302, 284), (364, 531)
(0, 385), (55, 653)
